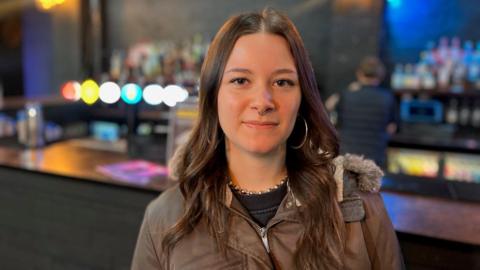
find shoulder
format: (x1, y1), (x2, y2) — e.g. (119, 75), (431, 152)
(377, 87), (395, 100)
(144, 184), (185, 232)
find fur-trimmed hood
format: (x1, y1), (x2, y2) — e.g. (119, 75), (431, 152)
(333, 154), (383, 202)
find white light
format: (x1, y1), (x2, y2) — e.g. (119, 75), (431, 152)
(163, 85), (180, 107)
(143, 84), (164, 105)
(28, 108), (37, 117)
(163, 84), (189, 107)
(99, 81), (121, 104)
(178, 88), (189, 102)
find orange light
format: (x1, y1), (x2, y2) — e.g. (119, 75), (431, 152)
(36, 0), (66, 11)
(61, 81), (81, 101)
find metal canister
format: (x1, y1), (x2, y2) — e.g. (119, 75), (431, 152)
(25, 102), (45, 148)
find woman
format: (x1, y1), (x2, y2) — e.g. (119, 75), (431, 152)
(132, 8), (404, 270)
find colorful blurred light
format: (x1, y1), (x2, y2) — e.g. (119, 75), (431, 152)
(163, 85), (189, 107)
(61, 81), (81, 101)
(80, 79), (100, 105)
(99, 81), (121, 104)
(177, 87), (189, 102)
(121, 83), (142, 104)
(386, 0), (402, 8)
(142, 84), (164, 105)
(36, 0), (65, 11)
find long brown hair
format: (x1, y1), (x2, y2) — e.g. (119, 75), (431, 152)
(162, 8), (345, 269)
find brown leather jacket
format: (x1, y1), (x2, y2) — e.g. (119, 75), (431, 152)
(131, 155), (405, 270)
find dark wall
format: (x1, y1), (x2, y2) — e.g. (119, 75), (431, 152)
(325, 0), (384, 96)
(0, 13), (23, 96)
(105, 0), (384, 97)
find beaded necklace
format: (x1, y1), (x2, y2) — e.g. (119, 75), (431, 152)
(228, 175), (289, 196)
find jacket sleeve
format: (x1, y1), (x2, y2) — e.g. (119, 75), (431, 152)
(360, 192), (405, 270)
(131, 203), (164, 270)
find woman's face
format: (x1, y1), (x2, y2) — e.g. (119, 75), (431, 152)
(217, 33), (302, 156)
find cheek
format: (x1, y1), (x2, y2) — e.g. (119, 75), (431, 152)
(217, 91), (237, 132)
(284, 96), (302, 133)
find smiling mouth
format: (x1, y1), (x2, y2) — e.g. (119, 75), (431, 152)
(242, 121), (278, 129)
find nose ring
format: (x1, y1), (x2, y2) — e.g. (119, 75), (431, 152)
(258, 108), (271, 116)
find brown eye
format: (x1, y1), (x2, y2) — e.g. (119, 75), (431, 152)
(230, 78), (248, 85)
(275, 79), (295, 87)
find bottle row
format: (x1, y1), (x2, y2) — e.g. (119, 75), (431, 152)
(391, 37), (480, 92)
(109, 34), (209, 88)
(445, 99), (480, 127)
(0, 108), (62, 147)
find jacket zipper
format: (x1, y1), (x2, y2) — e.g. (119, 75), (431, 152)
(227, 187), (299, 255)
(228, 208), (273, 253)
(258, 227), (270, 253)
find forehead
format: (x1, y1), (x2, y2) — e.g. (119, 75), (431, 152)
(224, 33), (297, 71)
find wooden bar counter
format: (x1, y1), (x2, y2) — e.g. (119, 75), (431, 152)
(382, 190), (480, 269)
(0, 139), (172, 192)
(382, 191), (480, 246)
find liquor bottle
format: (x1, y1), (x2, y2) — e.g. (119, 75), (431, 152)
(468, 60), (480, 87)
(109, 50), (123, 81)
(471, 100), (480, 128)
(438, 60), (453, 90)
(472, 42), (480, 88)
(391, 64), (404, 90)
(404, 64), (420, 89)
(422, 69), (436, 90)
(425, 41), (437, 65)
(463, 40), (474, 66)
(446, 99), (459, 124)
(459, 100), (470, 126)
(436, 37), (450, 65)
(452, 63), (466, 92)
(450, 37), (463, 64)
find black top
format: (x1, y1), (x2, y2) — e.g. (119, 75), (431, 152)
(338, 85), (397, 168)
(232, 181), (288, 227)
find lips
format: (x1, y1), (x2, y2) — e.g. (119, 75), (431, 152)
(242, 120), (278, 129)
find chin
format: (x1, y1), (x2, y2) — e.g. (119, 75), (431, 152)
(245, 141), (283, 155)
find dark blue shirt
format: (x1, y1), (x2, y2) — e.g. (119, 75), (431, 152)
(337, 85), (396, 168)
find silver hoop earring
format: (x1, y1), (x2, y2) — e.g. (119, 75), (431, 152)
(291, 116), (308, 149)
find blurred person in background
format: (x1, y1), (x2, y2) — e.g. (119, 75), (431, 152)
(326, 57), (397, 168)
(132, 9), (403, 270)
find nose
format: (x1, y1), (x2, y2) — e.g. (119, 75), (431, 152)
(251, 86), (275, 116)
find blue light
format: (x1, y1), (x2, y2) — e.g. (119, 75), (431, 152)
(384, 0), (463, 64)
(121, 83), (142, 105)
(387, 0), (402, 8)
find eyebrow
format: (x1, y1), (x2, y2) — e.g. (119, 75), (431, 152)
(224, 68), (297, 75)
(224, 68), (253, 74)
